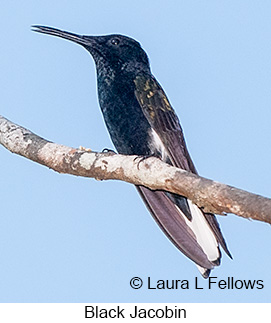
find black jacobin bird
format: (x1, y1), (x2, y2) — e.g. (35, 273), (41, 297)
(32, 26), (232, 277)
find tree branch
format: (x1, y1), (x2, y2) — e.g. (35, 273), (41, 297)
(1, 114), (270, 223)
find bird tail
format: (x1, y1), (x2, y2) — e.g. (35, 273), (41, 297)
(182, 200), (222, 278)
(137, 186), (231, 278)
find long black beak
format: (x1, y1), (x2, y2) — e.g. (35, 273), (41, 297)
(32, 25), (93, 47)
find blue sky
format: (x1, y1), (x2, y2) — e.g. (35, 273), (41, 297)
(0, 1), (270, 302)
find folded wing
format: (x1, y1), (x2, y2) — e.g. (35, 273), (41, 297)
(134, 74), (231, 277)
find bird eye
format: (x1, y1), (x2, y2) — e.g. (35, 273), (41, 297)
(111, 38), (120, 46)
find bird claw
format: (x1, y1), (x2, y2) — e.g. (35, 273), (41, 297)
(134, 153), (158, 169)
(102, 148), (116, 155)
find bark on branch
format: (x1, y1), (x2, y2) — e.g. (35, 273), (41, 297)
(1, 114), (270, 223)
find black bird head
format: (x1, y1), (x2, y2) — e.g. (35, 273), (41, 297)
(32, 26), (150, 79)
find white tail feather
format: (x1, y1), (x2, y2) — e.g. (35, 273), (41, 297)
(176, 200), (220, 263)
(197, 265), (210, 278)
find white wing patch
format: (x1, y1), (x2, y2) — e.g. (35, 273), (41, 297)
(149, 129), (168, 161)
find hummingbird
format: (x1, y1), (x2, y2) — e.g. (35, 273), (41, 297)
(32, 26), (231, 277)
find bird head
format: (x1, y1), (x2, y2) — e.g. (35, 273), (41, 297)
(32, 26), (150, 78)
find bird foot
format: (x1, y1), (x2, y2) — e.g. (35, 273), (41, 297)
(102, 148), (116, 153)
(134, 153), (158, 169)
(102, 148), (117, 155)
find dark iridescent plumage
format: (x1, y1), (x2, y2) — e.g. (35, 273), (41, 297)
(32, 26), (232, 277)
